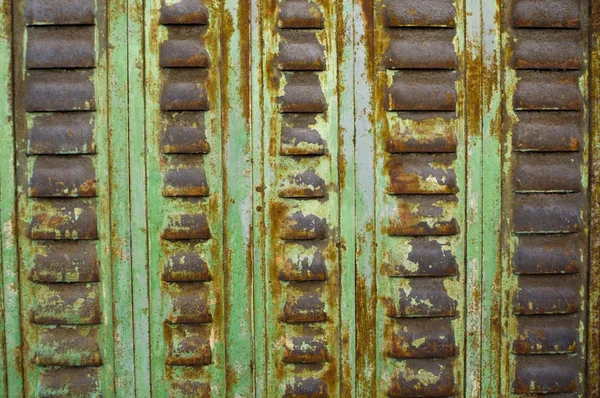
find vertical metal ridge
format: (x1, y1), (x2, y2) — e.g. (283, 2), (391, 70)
(464, 0), (483, 397)
(108, 0), (135, 392)
(354, 0), (377, 395)
(128, 0), (150, 394)
(0, 0), (21, 395)
(338, 0), (356, 395)
(588, 0), (600, 393)
(480, 0), (503, 395)
(221, 0), (254, 395)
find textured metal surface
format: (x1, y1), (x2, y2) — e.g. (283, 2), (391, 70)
(10, 0), (120, 395)
(500, 0), (590, 395)
(370, 1), (467, 396)
(260, 0), (343, 395)
(1, 0), (599, 396)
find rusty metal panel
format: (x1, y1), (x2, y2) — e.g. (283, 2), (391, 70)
(2, 0), (600, 396)
(500, 0), (590, 395)
(145, 0), (231, 395)
(365, 0), (468, 396)
(10, 0), (122, 395)
(259, 0), (344, 395)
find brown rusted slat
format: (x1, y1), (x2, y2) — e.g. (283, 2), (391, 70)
(387, 154), (458, 195)
(162, 213), (211, 240)
(280, 114), (327, 155)
(280, 211), (327, 240)
(25, 0), (96, 25)
(513, 71), (581, 111)
(383, 0), (456, 28)
(160, 27), (209, 68)
(389, 279), (456, 317)
(37, 368), (100, 397)
(513, 112), (581, 152)
(31, 283), (101, 325)
(279, 72), (326, 113)
(285, 377), (328, 398)
(283, 335), (328, 363)
(33, 326), (101, 366)
(29, 156), (97, 198)
(279, 169), (326, 198)
(282, 291), (326, 323)
(170, 381), (211, 397)
(278, 31), (326, 71)
(386, 113), (457, 153)
(388, 318), (456, 358)
(388, 71), (457, 112)
(388, 238), (457, 277)
(513, 193), (581, 234)
(512, 0), (581, 28)
(278, 0), (324, 29)
(25, 70), (96, 112)
(26, 26), (95, 69)
(513, 357), (578, 394)
(161, 112), (210, 154)
(388, 359), (455, 397)
(30, 200), (98, 240)
(513, 276), (579, 315)
(387, 196), (460, 236)
(512, 30), (582, 70)
(513, 235), (581, 274)
(513, 316), (578, 354)
(165, 325), (211, 366)
(28, 113), (96, 155)
(385, 29), (458, 70)
(162, 158), (209, 197)
(161, 69), (209, 111)
(31, 242), (99, 282)
(163, 252), (211, 282)
(159, 0), (209, 25)
(166, 283), (212, 324)
(512, 153), (581, 192)
(279, 250), (327, 281)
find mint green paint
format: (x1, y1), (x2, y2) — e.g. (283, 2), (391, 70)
(222, 0), (254, 395)
(0, 0), (22, 395)
(127, 0), (151, 395)
(465, 0), (483, 396)
(107, 0), (136, 393)
(480, 1), (503, 395)
(339, 0), (356, 395)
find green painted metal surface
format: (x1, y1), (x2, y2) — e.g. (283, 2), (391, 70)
(0, 0), (599, 396)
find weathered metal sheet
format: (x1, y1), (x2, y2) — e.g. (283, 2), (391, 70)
(500, 0), (590, 395)
(2, 0), (600, 396)
(145, 0), (229, 395)
(10, 0), (122, 395)
(258, 0), (346, 395)
(362, 1), (468, 397)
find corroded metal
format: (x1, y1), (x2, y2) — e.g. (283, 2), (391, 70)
(260, 0), (343, 395)
(1, 0), (600, 396)
(145, 0), (227, 395)
(370, 0), (467, 396)
(11, 0), (119, 395)
(500, 0), (590, 395)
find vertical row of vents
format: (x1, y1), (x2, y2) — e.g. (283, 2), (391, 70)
(272, 0), (332, 396)
(507, 0), (586, 395)
(158, 0), (214, 395)
(24, 0), (102, 395)
(381, 0), (461, 396)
